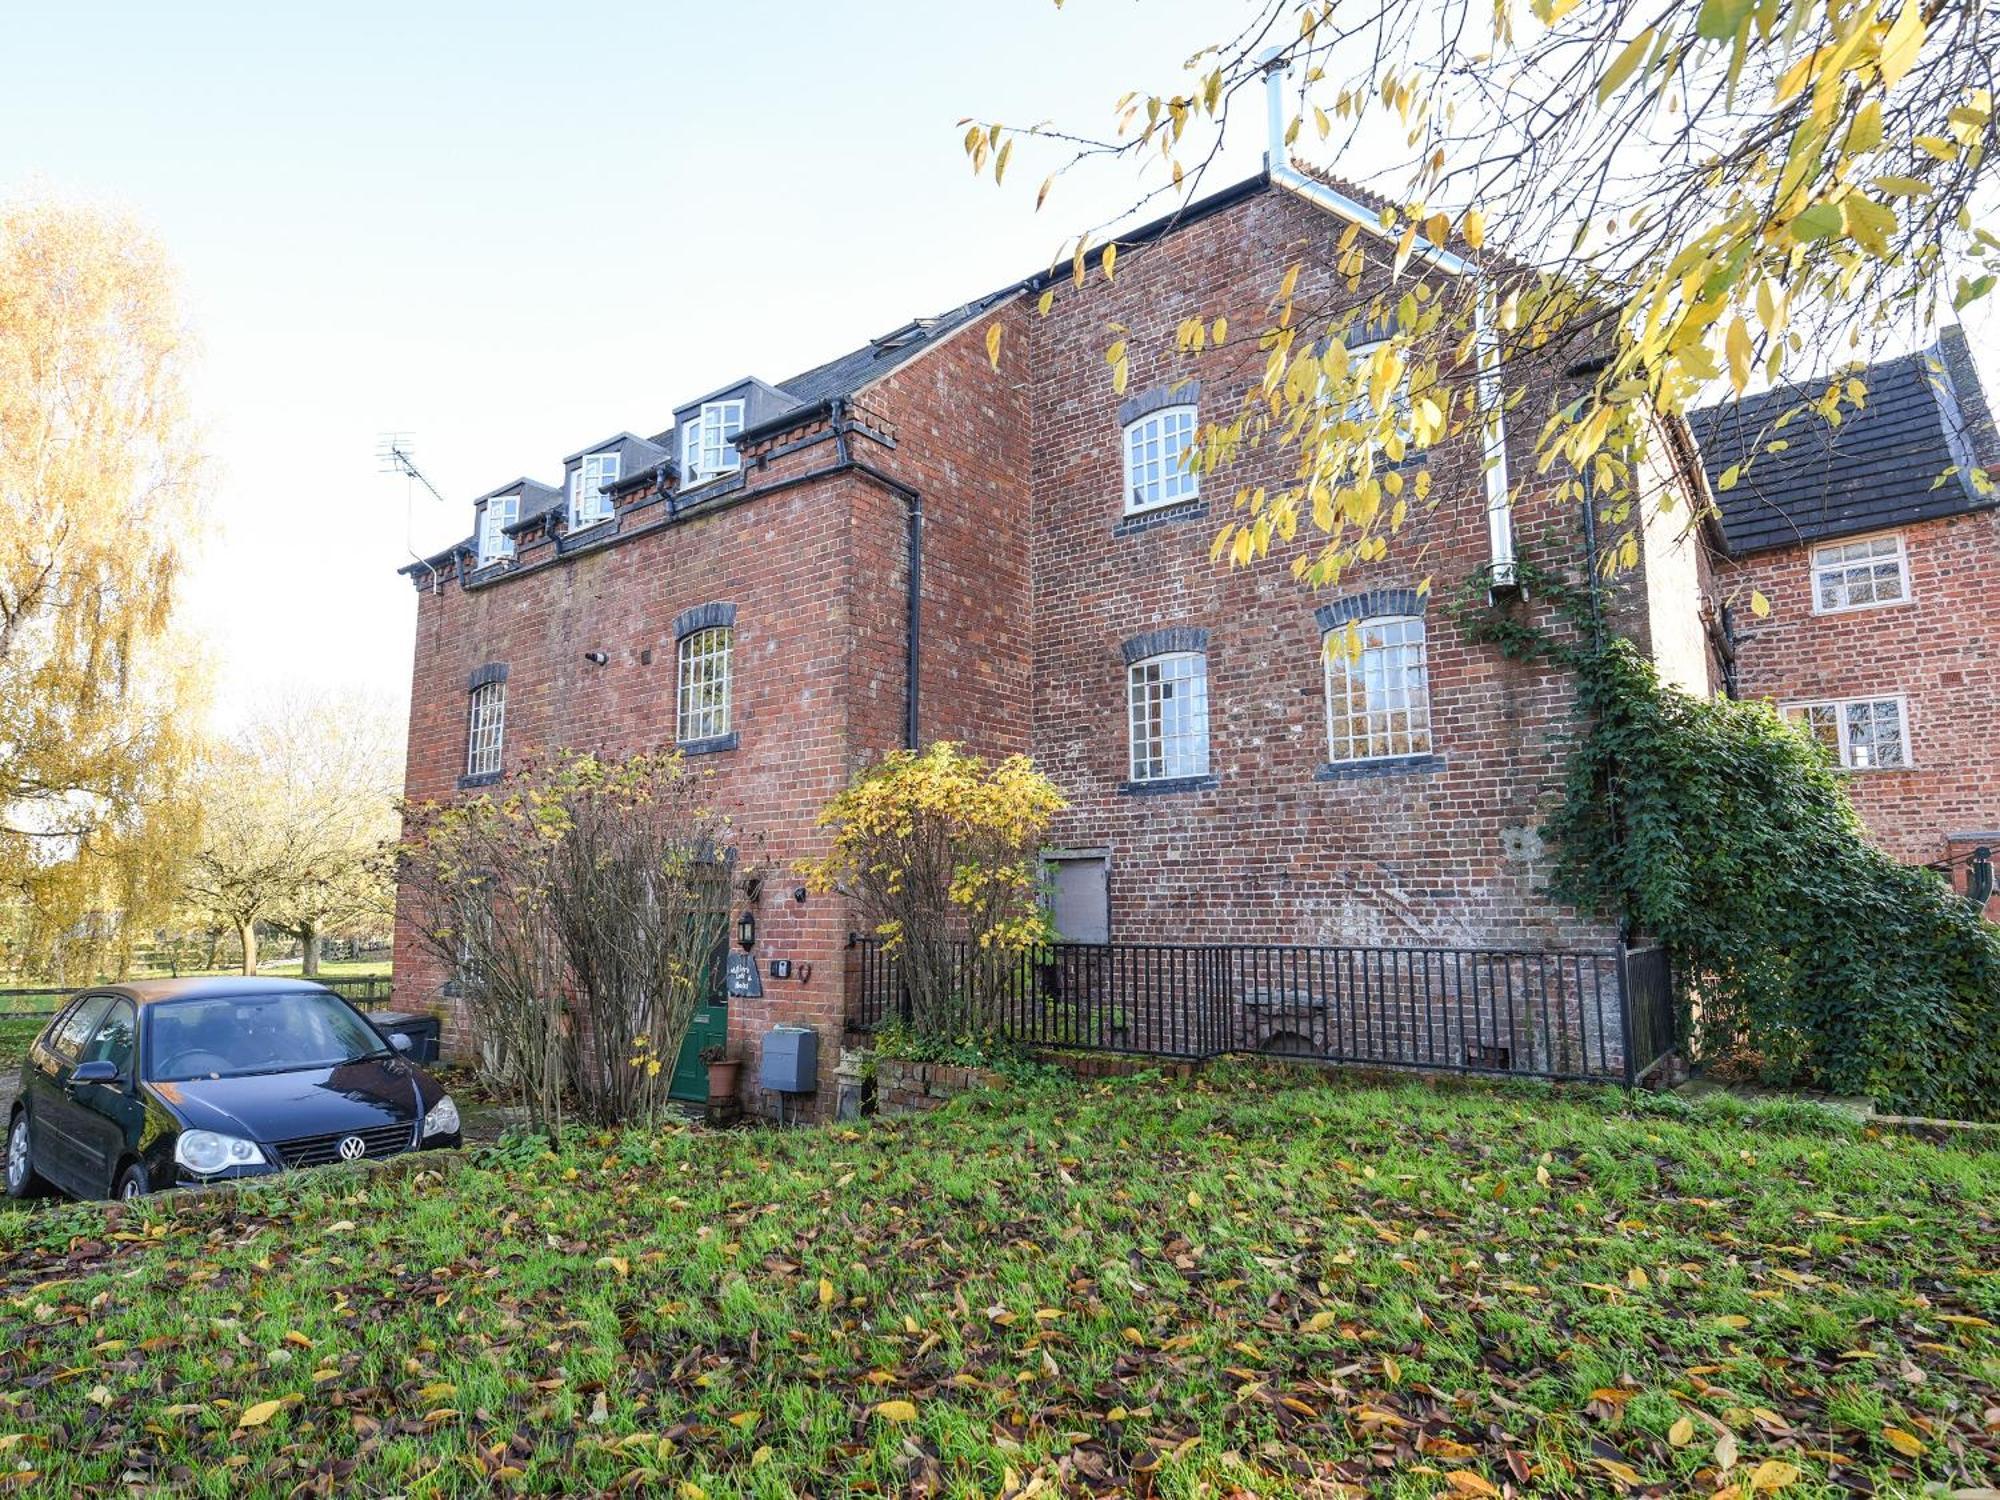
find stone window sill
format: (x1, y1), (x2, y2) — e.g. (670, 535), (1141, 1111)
(457, 770), (503, 790)
(679, 731), (739, 756)
(1314, 753), (1444, 782)
(1117, 773), (1218, 796)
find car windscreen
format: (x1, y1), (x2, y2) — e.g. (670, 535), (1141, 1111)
(145, 993), (389, 1081)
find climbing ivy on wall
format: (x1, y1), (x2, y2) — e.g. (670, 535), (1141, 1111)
(1452, 560), (2000, 1121)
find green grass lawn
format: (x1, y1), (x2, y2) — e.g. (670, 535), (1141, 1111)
(0, 1066), (1994, 1497)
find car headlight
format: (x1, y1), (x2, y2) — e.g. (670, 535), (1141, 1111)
(422, 1095), (460, 1138)
(175, 1130), (266, 1175)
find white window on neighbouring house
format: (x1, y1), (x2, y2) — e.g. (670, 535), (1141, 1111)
(466, 681), (506, 778)
(1127, 651), (1209, 782)
(477, 492), (519, 564)
(677, 627), (733, 743)
(1782, 696), (1909, 769)
(1325, 615), (1432, 763)
(681, 401), (746, 484)
(1122, 405), (1199, 514)
(1810, 532), (1908, 612)
(569, 451), (622, 530)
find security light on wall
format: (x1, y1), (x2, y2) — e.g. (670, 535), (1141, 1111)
(583, 650), (609, 666)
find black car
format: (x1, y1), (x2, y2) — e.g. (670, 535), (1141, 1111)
(6, 977), (461, 1202)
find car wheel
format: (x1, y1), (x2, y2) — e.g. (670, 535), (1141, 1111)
(5, 1111), (46, 1200)
(113, 1160), (151, 1201)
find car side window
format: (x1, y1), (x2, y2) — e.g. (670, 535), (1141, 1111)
(46, 995), (114, 1062)
(80, 1000), (137, 1077)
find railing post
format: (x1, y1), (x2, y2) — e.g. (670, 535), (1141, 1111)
(1615, 938), (1635, 1091)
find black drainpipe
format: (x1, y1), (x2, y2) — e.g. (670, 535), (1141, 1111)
(832, 400), (923, 750)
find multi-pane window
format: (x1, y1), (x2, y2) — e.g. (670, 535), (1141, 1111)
(681, 401), (746, 483)
(1325, 615), (1432, 763)
(1123, 405), (1199, 514)
(466, 681), (506, 779)
(570, 451), (622, 529)
(677, 627), (733, 743)
(1810, 533), (1907, 612)
(477, 492), (519, 564)
(1782, 697), (1908, 769)
(1338, 339), (1416, 439)
(1127, 652), (1209, 782)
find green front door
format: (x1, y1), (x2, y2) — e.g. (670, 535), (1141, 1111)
(669, 991), (728, 1102)
(669, 903), (732, 1103)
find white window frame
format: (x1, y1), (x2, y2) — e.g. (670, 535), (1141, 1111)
(1122, 404), (1200, 515)
(1126, 651), (1210, 783)
(676, 627), (733, 744)
(1809, 531), (1909, 614)
(569, 451), (622, 530)
(1781, 695), (1911, 771)
(1338, 339), (1416, 434)
(681, 400), (746, 485)
(466, 681), (506, 779)
(1324, 615), (1433, 764)
(476, 492), (519, 564)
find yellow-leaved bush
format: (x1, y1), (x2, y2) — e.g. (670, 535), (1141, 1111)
(803, 743), (1066, 1039)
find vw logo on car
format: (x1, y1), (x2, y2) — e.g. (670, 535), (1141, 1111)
(5, 977), (462, 1202)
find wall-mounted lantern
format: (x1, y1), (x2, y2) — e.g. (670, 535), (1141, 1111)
(737, 910), (758, 951)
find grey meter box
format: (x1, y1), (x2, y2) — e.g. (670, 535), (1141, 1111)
(760, 1025), (819, 1093)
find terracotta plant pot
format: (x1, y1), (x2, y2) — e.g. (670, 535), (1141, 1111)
(706, 1057), (742, 1099)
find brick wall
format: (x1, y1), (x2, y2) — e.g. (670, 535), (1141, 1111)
(1025, 188), (1644, 950)
(1725, 507), (2000, 902)
(392, 304), (1037, 1119)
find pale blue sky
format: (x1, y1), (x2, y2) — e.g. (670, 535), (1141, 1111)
(5, 0), (1262, 723)
(5, 3), (1991, 726)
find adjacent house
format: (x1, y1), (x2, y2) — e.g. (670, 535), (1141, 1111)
(393, 144), (1718, 1110)
(1693, 328), (1999, 910)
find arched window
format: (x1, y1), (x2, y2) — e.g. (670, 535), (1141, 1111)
(677, 626), (733, 744)
(465, 679), (506, 779)
(1122, 404), (1199, 514)
(1324, 615), (1431, 763)
(1127, 651), (1209, 782)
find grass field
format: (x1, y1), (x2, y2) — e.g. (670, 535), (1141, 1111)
(0, 1066), (1994, 1496)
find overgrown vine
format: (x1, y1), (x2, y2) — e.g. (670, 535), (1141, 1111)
(1453, 557), (2000, 1121)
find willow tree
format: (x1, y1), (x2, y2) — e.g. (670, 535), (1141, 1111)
(961, 0), (1993, 593)
(0, 198), (207, 968)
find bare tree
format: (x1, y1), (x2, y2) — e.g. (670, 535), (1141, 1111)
(399, 751), (741, 1131)
(182, 692), (401, 976)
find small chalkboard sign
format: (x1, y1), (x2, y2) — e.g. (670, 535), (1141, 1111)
(724, 951), (763, 998)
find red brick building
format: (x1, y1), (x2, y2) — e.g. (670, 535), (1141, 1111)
(393, 164), (1716, 1111)
(1693, 328), (1999, 910)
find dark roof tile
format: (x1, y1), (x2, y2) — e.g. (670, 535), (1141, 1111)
(1692, 340), (1992, 554)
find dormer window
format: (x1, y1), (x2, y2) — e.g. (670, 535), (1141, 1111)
(477, 492), (519, 564)
(681, 401), (746, 484)
(570, 451), (621, 529)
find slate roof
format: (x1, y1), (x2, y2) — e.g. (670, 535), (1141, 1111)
(1692, 343), (1993, 555)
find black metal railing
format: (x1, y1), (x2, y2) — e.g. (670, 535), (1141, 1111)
(0, 973), (394, 1023)
(849, 936), (1675, 1085)
(1620, 944), (1674, 1083)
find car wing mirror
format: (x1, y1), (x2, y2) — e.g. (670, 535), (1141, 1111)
(389, 1033), (413, 1053)
(70, 1060), (120, 1086)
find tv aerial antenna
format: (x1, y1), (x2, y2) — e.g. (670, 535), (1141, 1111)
(379, 433), (453, 593)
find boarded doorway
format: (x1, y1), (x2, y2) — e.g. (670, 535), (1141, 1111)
(1046, 851), (1111, 943)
